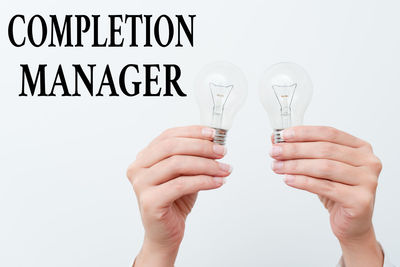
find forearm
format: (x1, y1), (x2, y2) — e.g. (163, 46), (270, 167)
(339, 228), (383, 267)
(128, 126), (228, 266)
(134, 238), (179, 267)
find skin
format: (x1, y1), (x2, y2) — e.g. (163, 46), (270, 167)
(270, 126), (383, 267)
(126, 126), (230, 267)
(127, 125), (384, 267)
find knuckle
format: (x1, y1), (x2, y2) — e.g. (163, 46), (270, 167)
(294, 126), (307, 138)
(322, 180), (337, 195)
(205, 176), (214, 185)
(358, 191), (374, 210)
(325, 126), (339, 140)
(172, 177), (186, 191)
(196, 140), (209, 155)
(288, 144), (299, 157)
(205, 141), (214, 155)
(135, 148), (145, 160)
(210, 159), (220, 170)
(162, 138), (177, 155)
(126, 163), (138, 180)
(369, 177), (378, 190)
(162, 128), (173, 136)
(131, 178), (140, 192)
(364, 142), (373, 152)
(300, 176), (311, 188)
(370, 156), (383, 173)
(168, 155), (184, 173)
(196, 176), (210, 188)
(161, 127), (176, 139)
(302, 177), (336, 195)
(126, 166), (133, 180)
(321, 160), (334, 174)
(362, 170), (379, 190)
(130, 169), (145, 192)
(321, 143), (335, 158)
(286, 160), (299, 172)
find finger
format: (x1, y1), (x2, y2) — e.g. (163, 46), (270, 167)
(269, 142), (366, 166)
(137, 137), (226, 168)
(145, 155), (232, 185)
(272, 159), (364, 185)
(150, 126), (216, 146)
(283, 174), (353, 205)
(281, 126), (367, 148)
(154, 175), (225, 206)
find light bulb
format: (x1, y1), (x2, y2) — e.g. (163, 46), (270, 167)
(195, 61), (247, 145)
(259, 62), (313, 143)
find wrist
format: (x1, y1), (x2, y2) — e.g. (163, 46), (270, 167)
(339, 227), (383, 267)
(134, 237), (180, 267)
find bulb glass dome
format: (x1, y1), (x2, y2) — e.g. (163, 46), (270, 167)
(195, 61), (247, 131)
(259, 62), (313, 131)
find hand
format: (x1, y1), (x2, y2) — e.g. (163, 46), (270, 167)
(269, 126), (383, 267)
(127, 126), (231, 267)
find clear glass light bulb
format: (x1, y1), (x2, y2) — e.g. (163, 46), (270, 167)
(195, 61), (248, 145)
(259, 62), (313, 143)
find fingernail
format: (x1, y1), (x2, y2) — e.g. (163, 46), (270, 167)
(202, 127), (215, 138)
(283, 175), (295, 184)
(269, 145), (282, 157)
(282, 129), (295, 140)
(213, 177), (226, 185)
(213, 144), (227, 155)
(219, 162), (233, 173)
(271, 161), (284, 171)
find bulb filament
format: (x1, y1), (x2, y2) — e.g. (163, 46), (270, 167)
(272, 84), (297, 129)
(209, 82), (233, 129)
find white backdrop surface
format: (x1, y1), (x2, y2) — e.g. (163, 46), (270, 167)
(0, 0), (399, 266)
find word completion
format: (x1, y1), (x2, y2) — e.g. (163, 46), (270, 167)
(8, 14), (195, 97)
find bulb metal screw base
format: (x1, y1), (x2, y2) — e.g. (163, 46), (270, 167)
(213, 128), (228, 145)
(273, 129), (285, 143)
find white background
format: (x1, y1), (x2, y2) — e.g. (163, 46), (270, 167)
(1, 0), (399, 266)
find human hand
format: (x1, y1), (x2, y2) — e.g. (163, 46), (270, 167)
(127, 126), (231, 267)
(269, 126), (383, 267)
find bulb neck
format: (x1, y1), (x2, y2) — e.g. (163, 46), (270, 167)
(213, 128), (228, 145)
(273, 129), (285, 143)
